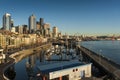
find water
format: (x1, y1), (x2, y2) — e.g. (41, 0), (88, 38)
(80, 40), (120, 65)
(14, 52), (42, 80)
(13, 40), (120, 79)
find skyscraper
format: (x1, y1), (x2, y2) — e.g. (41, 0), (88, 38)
(39, 18), (44, 35)
(43, 23), (50, 37)
(40, 18), (44, 26)
(11, 19), (14, 27)
(29, 14), (36, 33)
(3, 13), (11, 31)
(53, 26), (58, 38)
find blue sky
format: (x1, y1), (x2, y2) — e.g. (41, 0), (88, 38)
(0, 0), (120, 35)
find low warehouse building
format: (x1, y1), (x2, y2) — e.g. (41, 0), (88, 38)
(37, 60), (92, 80)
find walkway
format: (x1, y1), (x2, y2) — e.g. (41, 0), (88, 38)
(0, 57), (15, 80)
(0, 43), (52, 80)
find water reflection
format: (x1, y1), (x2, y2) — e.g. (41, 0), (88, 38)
(5, 65), (16, 80)
(26, 55), (35, 79)
(13, 45), (79, 80)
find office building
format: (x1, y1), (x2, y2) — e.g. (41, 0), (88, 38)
(29, 14), (36, 33)
(23, 25), (28, 34)
(40, 18), (44, 35)
(11, 27), (16, 33)
(53, 26), (58, 38)
(43, 23), (50, 37)
(3, 13), (11, 31)
(11, 19), (14, 27)
(36, 21), (40, 31)
(40, 18), (44, 26)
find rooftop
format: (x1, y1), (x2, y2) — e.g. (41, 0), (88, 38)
(37, 60), (86, 74)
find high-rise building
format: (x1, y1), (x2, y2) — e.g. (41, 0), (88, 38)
(39, 18), (44, 35)
(36, 21), (40, 31)
(40, 18), (44, 26)
(43, 23), (50, 37)
(3, 13), (11, 31)
(53, 26), (58, 38)
(23, 25), (28, 34)
(15, 25), (23, 34)
(29, 14), (36, 33)
(11, 19), (14, 27)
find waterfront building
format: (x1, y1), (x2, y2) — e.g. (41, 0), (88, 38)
(0, 47), (5, 64)
(0, 33), (7, 48)
(3, 13), (11, 31)
(14, 37), (21, 48)
(52, 26), (58, 38)
(24, 37), (31, 45)
(37, 60), (92, 80)
(29, 14), (36, 33)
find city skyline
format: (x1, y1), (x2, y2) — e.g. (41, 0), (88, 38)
(0, 0), (120, 35)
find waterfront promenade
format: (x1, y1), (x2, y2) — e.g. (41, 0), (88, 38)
(0, 43), (52, 80)
(0, 57), (15, 80)
(79, 46), (120, 80)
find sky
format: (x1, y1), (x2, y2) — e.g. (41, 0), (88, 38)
(0, 0), (120, 36)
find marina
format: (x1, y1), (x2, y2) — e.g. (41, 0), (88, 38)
(1, 40), (120, 80)
(1, 0), (120, 80)
(1, 40), (93, 80)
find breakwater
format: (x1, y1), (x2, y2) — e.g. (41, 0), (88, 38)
(78, 46), (120, 80)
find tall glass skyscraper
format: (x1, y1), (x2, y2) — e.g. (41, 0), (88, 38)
(29, 14), (36, 33)
(40, 18), (44, 35)
(3, 13), (11, 31)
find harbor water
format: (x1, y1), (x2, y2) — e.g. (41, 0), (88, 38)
(8, 40), (120, 80)
(80, 40), (120, 65)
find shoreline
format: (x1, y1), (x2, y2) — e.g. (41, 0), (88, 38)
(0, 43), (52, 80)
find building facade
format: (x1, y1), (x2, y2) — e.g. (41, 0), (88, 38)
(52, 26), (58, 38)
(43, 23), (50, 37)
(3, 13), (11, 31)
(29, 14), (36, 33)
(40, 18), (44, 35)
(37, 60), (92, 80)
